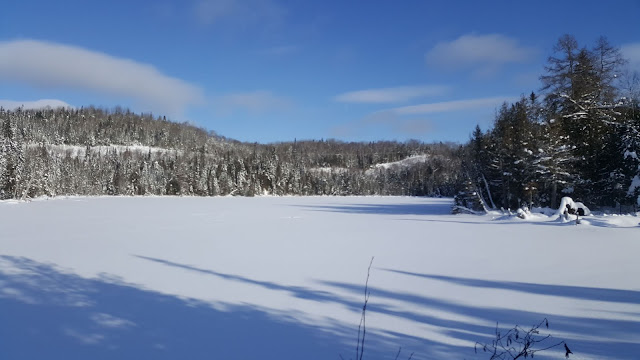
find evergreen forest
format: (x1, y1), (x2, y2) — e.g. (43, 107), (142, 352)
(1, 35), (639, 212)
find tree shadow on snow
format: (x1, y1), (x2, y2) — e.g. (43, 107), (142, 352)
(293, 200), (637, 229)
(133, 255), (474, 360)
(133, 256), (640, 360)
(5, 254), (637, 360)
(399, 215), (639, 228)
(338, 268), (640, 360)
(134, 255), (346, 304)
(320, 279), (640, 359)
(0, 255), (356, 360)
(294, 199), (454, 217)
(383, 269), (640, 304)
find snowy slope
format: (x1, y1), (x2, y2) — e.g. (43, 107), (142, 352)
(373, 154), (430, 170)
(364, 155), (431, 175)
(0, 196), (638, 360)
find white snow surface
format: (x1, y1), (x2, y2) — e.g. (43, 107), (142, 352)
(27, 143), (181, 158)
(367, 155), (430, 174)
(624, 150), (638, 160)
(0, 196), (638, 360)
(308, 166), (349, 174)
(375, 154), (429, 169)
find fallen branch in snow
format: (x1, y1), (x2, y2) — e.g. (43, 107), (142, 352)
(452, 205), (485, 215)
(474, 318), (571, 359)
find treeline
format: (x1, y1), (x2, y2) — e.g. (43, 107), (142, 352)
(3, 34), (637, 210)
(0, 106), (462, 199)
(460, 35), (640, 212)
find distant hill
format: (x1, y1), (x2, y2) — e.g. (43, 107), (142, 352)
(0, 106), (463, 199)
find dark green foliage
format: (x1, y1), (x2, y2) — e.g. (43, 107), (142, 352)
(453, 179), (485, 214)
(0, 106), (463, 199)
(1, 36), (637, 208)
(464, 34), (640, 211)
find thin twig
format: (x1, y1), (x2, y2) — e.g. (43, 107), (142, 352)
(356, 257), (374, 360)
(475, 318), (569, 359)
(394, 347), (402, 360)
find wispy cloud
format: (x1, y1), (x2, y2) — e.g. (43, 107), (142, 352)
(331, 96), (515, 138)
(425, 34), (537, 75)
(0, 39), (204, 117)
(334, 85), (451, 104)
(383, 96), (516, 115)
(214, 91), (292, 114)
(622, 42), (640, 72)
(194, 0), (285, 27)
(0, 99), (72, 110)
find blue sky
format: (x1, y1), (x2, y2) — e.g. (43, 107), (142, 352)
(1, 0), (639, 144)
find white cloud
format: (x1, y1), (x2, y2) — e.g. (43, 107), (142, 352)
(425, 34), (536, 73)
(90, 313), (136, 329)
(331, 96), (514, 138)
(384, 96), (517, 116)
(0, 40), (204, 117)
(334, 85), (451, 104)
(0, 99), (72, 110)
(622, 43), (640, 72)
(63, 328), (104, 345)
(215, 91), (292, 114)
(194, 0), (284, 26)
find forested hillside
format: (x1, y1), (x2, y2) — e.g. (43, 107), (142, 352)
(0, 106), (461, 199)
(1, 35), (638, 211)
(460, 35), (640, 212)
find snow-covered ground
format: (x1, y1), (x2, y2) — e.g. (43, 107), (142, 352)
(0, 196), (638, 360)
(372, 154), (430, 170)
(365, 155), (431, 175)
(27, 143), (181, 158)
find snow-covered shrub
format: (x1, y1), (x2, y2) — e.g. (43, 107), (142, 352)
(516, 207), (529, 219)
(555, 196), (591, 217)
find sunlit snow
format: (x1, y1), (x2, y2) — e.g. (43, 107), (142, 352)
(0, 196), (638, 360)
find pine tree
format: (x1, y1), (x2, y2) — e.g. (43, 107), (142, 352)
(540, 35), (627, 206)
(468, 125), (496, 209)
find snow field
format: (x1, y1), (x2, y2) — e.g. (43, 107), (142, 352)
(0, 196), (638, 359)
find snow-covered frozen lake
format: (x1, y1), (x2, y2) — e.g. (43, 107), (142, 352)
(0, 196), (638, 359)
